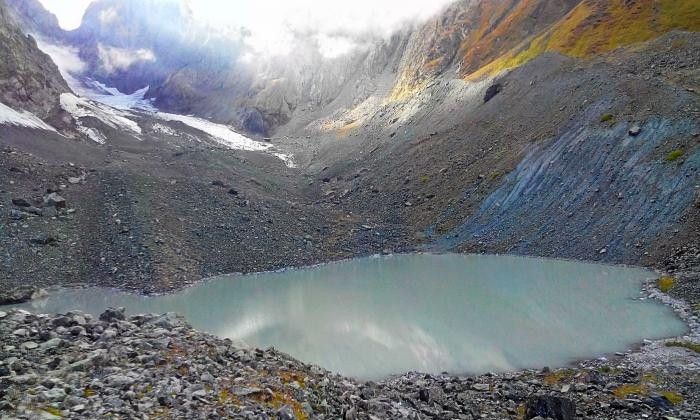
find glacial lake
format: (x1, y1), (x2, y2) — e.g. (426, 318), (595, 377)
(9, 254), (687, 379)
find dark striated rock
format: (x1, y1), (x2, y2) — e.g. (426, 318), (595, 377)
(525, 395), (576, 420)
(484, 83), (503, 103)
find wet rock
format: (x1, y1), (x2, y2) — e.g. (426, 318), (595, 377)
(524, 395), (576, 420)
(0, 287), (42, 305)
(628, 125), (642, 136)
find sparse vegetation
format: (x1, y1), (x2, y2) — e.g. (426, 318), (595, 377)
(660, 390), (684, 405)
(600, 113), (615, 123)
(612, 383), (648, 399)
(666, 149), (684, 162)
(41, 406), (63, 417)
(543, 368), (576, 385)
(657, 276), (677, 293)
(665, 341), (700, 353)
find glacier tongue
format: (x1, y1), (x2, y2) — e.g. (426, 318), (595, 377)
(60, 93), (143, 141)
(156, 112), (270, 152)
(83, 81), (157, 112)
(0, 102), (57, 132)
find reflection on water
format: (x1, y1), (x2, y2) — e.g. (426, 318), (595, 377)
(10, 254), (687, 379)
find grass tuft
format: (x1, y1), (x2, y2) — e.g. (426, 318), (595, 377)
(666, 149), (684, 162)
(600, 113), (615, 123)
(660, 390), (684, 405)
(657, 276), (677, 293)
(613, 383), (647, 399)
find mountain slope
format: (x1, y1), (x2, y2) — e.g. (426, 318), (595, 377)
(0, 0), (69, 120)
(469, 0), (700, 78)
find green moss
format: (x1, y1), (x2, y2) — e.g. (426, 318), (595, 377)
(666, 149), (684, 162)
(42, 407), (63, 417)
(657, 276), (677, 293)
(665, 341), (700, 353)
(660, 390), (684, 405)
(419, 175), (430, 184)
(600, 113), (615, 123)
(613, 383), (648, 399)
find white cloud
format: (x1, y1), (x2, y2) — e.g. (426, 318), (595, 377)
(36, 0), (95, 30)
(188, 0), (456, 56)
(97, 44), (156, 73)
(36, 1), (455, 57)
(99, 7), (118, 25)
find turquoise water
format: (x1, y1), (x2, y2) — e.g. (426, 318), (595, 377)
(10, 254), (687, 379)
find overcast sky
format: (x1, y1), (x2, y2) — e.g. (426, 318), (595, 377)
(37, 0), (454, 56)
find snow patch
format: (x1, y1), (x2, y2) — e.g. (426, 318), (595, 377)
(0, 102), (56, 132)
(271, 152), (296, 168)
(61, 93), (142, 135)
(84, 81), (156, 112)
(77, 126), (107, 144)
(156, 112), (269, 152)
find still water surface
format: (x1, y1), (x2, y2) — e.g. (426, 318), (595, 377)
(11, 254), (687, 379)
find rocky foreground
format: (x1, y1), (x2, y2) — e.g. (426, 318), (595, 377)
(1, 297), (698, 420)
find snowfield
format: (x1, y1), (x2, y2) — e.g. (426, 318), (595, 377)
(156, 112), (270, 152)
(85, 81), (157, 111)
(0, 102), (56, 132)
(60, 93), (142, 143)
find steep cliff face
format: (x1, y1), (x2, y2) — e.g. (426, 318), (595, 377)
(0, 0), (69, 119)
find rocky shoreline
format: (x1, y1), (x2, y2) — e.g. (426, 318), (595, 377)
(1, 269), (698, 420)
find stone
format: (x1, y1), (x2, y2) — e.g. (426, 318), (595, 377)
(418, 388), (432, 403)
(524, 396), (576, 420)
(472, 383), (490, 391)
(68, 176), (82, 184)
(42, 387), (67, 401)
(11, 198), (31, 207)
(30, 233), (57, 245)
(44, 193), (66, 209)
(100, 307), (126, 322)
(629, 125), (642, 136)
(277, 405), (296, 420)
(0, 311), (6, 318)
(22, 341), (39, 350)
(40, 338), (62, 350)
(484, 83), (503, 103)
(42, 206), (58, 217)
(9, 209), (24, 220)
(22, 207), (43, 217)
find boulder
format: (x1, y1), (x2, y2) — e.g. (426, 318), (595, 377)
(524, 395), (576, 420)
(0, 287), (41, 305)
(628, 125), (642, 137)
(44, 193), (66, 209)
(100, 307), (126, 322)
(484, 83), (503, 103)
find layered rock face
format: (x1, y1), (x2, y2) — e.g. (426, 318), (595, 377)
(0, 0), (69, 119)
